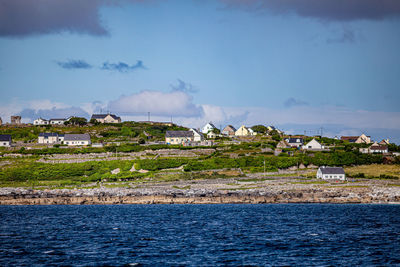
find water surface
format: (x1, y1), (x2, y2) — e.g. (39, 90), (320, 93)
(0, 204), (399, 266)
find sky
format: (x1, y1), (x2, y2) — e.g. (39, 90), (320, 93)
(1, 0), (400, 143)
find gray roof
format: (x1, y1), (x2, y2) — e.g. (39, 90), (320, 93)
(91, 114), (121, 120)
(50, 118), (66, 121)
(285, 138), (304, 144)
(165, 131), (193, 138)
(0, 135), (11, 142)
(319, 167), (345, 175)
(64, 134), (91, 141)
(39, 133), (59, 137)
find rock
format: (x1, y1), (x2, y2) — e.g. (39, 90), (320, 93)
(130, 164), (137, 172)
(111, 168), (120, 175)
(138, 169), (149, 173)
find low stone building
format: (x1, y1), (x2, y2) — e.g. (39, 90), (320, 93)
(165, 131), (193, 145)
(0, 134), (12, 147)
(63, 134), (91, 146)
(222, 125), (236, 136)
(317, 166), (346, 180)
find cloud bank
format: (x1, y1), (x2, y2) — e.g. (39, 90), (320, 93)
(108, 90), (203, 117)
(221, 0), (400, 21)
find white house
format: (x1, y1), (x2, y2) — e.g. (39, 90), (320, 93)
(165, 131), (193, 145)
(190, 128), (204, 142)
(38, 133), (64, 144)
(207, 131), (217, 139)
(303, 139), (324, 150)
(201, 122), (217, 134)
(34, 118), (49, 125)
(91, 114), (121, 123)
(317, 166), (346, 180)
(285, 137), (304, 148)
(49, 118), (67, 125)
(235, 125), (256, 136)
(0, 135), (12, 147)
(63, 134), (91, 146)
(360, 142), (388, 154)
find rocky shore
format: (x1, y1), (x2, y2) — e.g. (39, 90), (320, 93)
(1, 177), (400, 205)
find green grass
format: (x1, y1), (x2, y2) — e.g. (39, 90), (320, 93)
(172, 185), (191, 190)
(291, 180), (329, 185)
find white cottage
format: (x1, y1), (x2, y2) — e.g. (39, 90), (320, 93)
(38, 133), (64, 144)
(0, 135), (12, 147)
(49, 118), (67, 125)
(189, 128), (204, 142)
(303, 139), (324, 150)
(63, 134), (91, 146)
(201, 122), (217, 134)
(34, 118), (49, 125)
(317, 166), (346, 180)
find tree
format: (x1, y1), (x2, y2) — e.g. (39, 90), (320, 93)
(69, 117), (87, 126)
(251, 125), (267, 134)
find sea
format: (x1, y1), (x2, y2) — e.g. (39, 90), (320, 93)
(0, 204), (399, 266)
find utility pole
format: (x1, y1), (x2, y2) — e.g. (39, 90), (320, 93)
(320, 127), (324, 137)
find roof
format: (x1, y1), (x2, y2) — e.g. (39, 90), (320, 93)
(341, 136), (359, 142)
(165, 131), (193, 138)
(49, 118), (66, 121)
(223, 125), (236, 132)
(285, 138), (303, 143)
(319, 167), (345, 175)
(190, 128), (202, 136)
(370, 144), (388, 150)
(63, 134), (91, 141)
(0, 135), (11, 142)
(39, 133), (59, 137)
(91, 114), (121, 120)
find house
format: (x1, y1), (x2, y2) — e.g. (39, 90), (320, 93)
(267, 125), (282, 134)
(11, 116), (21, 125)
(303, 139), (324, 150)
(207, 131), (217, 139)
(190, 128), (204, 142)
(34, 118), (49, 125)
(341, 134), (371, 144)
(63, 134), (91, 146)
(91, 113), (121, 123)
(222, 125), (236, 136)
(379, 139), (390, 145)
(276, 140), (291, 149)
(38, 133), (64, 144)
(201, 122), (217, 134)
(285, 137), (304, 148)
(360, 142), (388, 154)
(49, 118), (67, 125)
(0, 135), (12, 147)
(235, 125), (256, 136)
(317, 166), (346, 180)
(165, 131), (193, 145)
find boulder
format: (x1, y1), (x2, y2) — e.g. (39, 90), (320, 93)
(111, 168), (120, 175)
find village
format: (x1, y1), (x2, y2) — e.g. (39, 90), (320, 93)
(0, 112), (399, 186)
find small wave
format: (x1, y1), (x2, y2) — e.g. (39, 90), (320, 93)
(44, 250), (55, 254)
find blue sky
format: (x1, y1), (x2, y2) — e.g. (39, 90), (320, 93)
(1, 0), (400, 142)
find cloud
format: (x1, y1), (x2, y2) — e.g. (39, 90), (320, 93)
(0, 0), (107, 37)
(108, 90), (203, 117)
(170, 79), (198, 93)
(19, 107), (89, 120)
(0, 0), (147, 38)
(101, 61), (146, 73)
(56, 59), (92, 69)
(284, 97), (309, 108)
(220, 0), (400, 21)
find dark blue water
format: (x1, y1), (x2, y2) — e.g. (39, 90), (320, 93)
(0, 204), (399, 266)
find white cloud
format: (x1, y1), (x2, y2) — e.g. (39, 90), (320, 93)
(107, 90), (203, 117)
